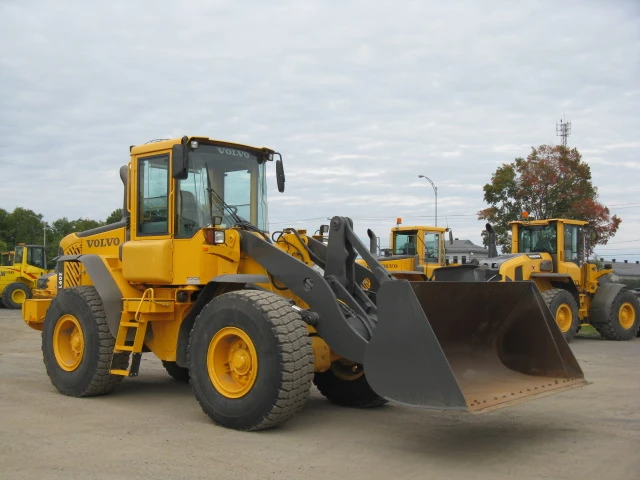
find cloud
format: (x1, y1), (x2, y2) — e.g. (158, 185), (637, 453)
(0, 0), (638, 258)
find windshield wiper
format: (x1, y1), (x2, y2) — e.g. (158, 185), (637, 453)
(207, 188), (244, 225)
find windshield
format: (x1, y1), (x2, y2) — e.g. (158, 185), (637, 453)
(176, 145), (269, 237)
(518, 223), (557, 254)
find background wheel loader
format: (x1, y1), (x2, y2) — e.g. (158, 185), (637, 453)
(0, 244), (48, 309)
(354, 220), (460, 281)
(441, 218), (639, 342)
(22, 136), (587, 431)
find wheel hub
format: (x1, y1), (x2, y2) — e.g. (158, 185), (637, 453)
(12, 289), (26, 304)
(53, 314), (85, 371)
(207, 327), (258, 398)
(556, 304), (572, 332)
(619, 302), (635, 330)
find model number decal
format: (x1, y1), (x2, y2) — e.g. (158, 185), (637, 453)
(186, 276), (200, 285)
(527, 254), (542, 259)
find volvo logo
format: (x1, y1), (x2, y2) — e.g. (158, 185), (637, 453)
(86, 238), (121, 248)
(217, 147), (250, 158)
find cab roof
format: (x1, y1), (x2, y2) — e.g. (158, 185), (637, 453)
(509, 218), (588, 227)
(391, 225), (449, 233)
(129, 136), (275, 157)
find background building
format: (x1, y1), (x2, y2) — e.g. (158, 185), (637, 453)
(445, 239), (488, 265)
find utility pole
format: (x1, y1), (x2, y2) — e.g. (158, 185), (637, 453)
(556, 116), (572, 147)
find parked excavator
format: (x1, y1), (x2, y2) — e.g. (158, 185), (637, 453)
(0, 244), (48, 308)
(22, 136), (587, 431)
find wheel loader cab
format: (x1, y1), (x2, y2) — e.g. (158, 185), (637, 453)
(511, 219), (584, 280)
(122, 138), (274, 285)
(14, 245), (46, 271)
(132, 139), (270, 240)
(391, 228), (444, 264)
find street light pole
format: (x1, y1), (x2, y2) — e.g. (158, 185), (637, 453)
(418, 175), (438, 226)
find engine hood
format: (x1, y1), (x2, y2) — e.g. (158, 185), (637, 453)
(479, 252), (542, 269)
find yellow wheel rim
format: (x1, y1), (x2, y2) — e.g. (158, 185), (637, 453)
(207, 327), (258, 398)
(555, 304), (573, 333)
(618, 302), (636, 330)
(12, 288), (27, 305)
(53, 314), (85, 371)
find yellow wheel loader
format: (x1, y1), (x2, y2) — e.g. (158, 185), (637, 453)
(460, 219), (640, 342)
(22, 136), (587, 431)
(355, 221), (456, 281)
(0, 244), (48, 309)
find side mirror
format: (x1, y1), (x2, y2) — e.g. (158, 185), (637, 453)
(319, 224), (329, 235)
(448, 230), (454, 245)
(275, 156), (285, 193)
(172, 136), (189, 179)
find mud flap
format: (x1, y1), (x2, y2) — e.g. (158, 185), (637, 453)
(364, 281), (587, 412)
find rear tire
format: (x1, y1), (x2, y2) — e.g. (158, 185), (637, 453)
(188, 290), (314, 431)
(2, 282), (31, 309)
(162, 361), (190, 383)
(594, 290), (640, 341)
(42, 286), (127, 397)
(542, 288), (579, 342)
(314, 360), (387, 408)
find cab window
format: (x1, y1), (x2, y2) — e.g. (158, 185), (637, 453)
(564, 224), (581, 264)
(138, 155), (169, 235)
(423, 232), (440, 263)
(27, 247), (45, 269)
(393, 232), (417, 255)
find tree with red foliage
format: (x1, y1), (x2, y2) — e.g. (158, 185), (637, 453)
(478, 145), (621, 252)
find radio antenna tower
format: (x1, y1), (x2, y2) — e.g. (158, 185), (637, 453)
(556, 116), (572, 147)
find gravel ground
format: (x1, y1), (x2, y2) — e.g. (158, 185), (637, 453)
(1, 307), (638, 480)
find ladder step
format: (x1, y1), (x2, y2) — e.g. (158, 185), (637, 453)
(110, 369), (129, 376)
(115, 345), (134, 352)
(121, 321), (141, 327)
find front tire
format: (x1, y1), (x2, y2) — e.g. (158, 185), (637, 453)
(42, 286), (127, 397)
(188, 290), (314, 431)
(2, 282), (31, 309)
(594, 290), (640, 341)
(543, 288), (580, 342)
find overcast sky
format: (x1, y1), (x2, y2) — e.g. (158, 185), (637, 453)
(1, 0), (638, 261)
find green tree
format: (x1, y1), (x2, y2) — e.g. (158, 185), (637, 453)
(72, 218), (103, 233)
(478, 145), (621, 252)
(105, 208), (123, 224)
(5, 208), (45, 246)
